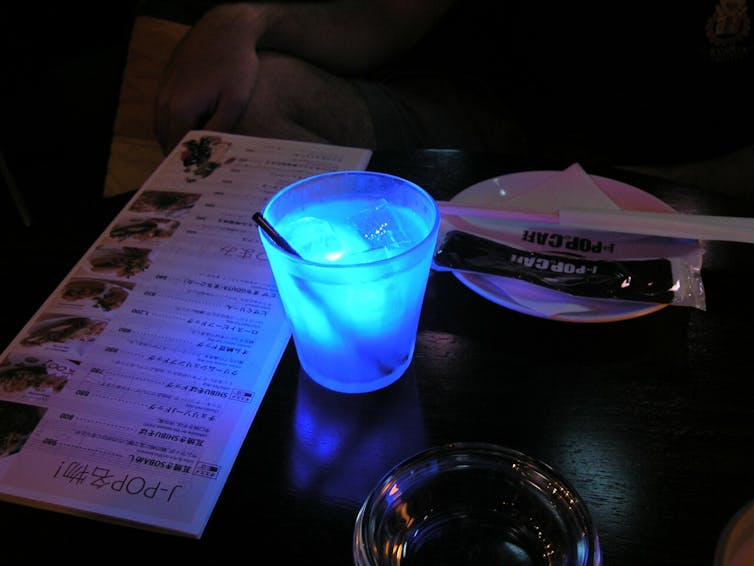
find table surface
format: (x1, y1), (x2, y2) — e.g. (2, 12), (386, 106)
(2, 150), (753, 565)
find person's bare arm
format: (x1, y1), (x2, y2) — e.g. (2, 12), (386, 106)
(255, 0), (456, 73)
(154, 1), (455, 153)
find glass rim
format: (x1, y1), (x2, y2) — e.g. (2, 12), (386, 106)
(353, 441), (601, 566)
(259, 170), (441, 267)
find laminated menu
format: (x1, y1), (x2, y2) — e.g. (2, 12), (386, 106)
(0, 132), (372, 537)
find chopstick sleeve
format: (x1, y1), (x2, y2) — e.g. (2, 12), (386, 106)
(433, 230), (679, 304)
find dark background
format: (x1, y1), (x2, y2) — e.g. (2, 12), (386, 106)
(0, 4), (138, 223)
(0, 1), (289, 228)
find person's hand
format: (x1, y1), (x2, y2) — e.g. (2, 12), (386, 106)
(154, 5), (261, 154)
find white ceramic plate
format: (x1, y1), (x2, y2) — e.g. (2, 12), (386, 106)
(447, 170), (681, 323)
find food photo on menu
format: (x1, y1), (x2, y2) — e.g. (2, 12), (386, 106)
(17, 314), (108, 358)
(59, 277), (133, 312)
(0, 400), (46, 459)
(86, 245), (153, 278)
(179, 134), (234, 182)
(108, 216), (181, 242)
(128, 189), (201, 216)
(0, 354), (75, 397)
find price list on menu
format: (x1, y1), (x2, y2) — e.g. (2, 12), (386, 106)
(0, 132), (372, 537)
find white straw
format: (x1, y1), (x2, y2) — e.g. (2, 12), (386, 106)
(435, 200), (754, 244)
(436, 201), (559, 224)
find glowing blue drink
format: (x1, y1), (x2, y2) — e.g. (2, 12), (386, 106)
(258, 171), (440, 393)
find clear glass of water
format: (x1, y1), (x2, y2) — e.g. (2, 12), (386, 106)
(258, 170), (440, 394)
(354, 442), (602, 566)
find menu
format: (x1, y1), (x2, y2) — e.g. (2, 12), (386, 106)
(0, 132), (372, 537)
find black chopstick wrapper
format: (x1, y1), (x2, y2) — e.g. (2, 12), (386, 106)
(434, 230), (676, 303)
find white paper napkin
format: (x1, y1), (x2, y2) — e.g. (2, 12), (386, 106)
(500, 162), (621, 213)
(478, 163), (624, 317)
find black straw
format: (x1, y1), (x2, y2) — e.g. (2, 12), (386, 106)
(253, 212), (301, 257)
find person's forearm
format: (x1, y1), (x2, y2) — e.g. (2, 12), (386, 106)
(214, 0), (454, 74)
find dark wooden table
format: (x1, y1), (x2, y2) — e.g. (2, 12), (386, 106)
(2, 150), (753, 565)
